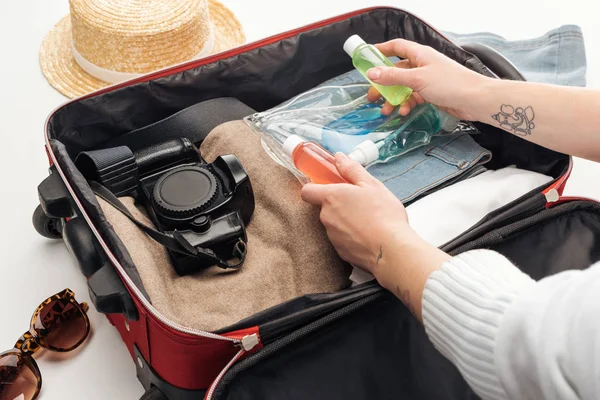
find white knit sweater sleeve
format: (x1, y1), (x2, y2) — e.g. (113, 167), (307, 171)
(422, 249), (600, 400)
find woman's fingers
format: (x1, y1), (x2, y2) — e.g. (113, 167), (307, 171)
(412, 92), (425, 104)
(399, 100), (412, 116)
(334, 153), (377, 186)
(367, 60), (411, 103)
(301, 183), (330, 205)
(367, 86), (382, 102)
(375, 39), (422, 61)
(367, 56), (424, 115)
(381, 101), (396, 116)
(395, 59), (411, 68)
(367, 66), (422, 89)
(397, 95), (417, 116)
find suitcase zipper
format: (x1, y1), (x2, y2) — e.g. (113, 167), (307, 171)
(205, 334), (260, 400)
(544, 188), (560, 203)
(205, 293), (385, 399)
(204, 350), (244, 400)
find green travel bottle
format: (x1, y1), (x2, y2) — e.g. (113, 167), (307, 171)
(343, 35), (413, 106)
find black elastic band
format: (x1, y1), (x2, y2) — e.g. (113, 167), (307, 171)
(91, 181), (246, 270)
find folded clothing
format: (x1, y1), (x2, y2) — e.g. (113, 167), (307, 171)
(445, 25), (587, 87)
(98, 120), (351, 332)
(369, 133), (491, 204)
(350, 166), (554, 285)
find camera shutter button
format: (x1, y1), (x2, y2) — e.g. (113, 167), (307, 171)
(192, 215), (212, 232)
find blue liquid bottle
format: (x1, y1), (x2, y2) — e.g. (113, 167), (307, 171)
(348, 104), (460, 166)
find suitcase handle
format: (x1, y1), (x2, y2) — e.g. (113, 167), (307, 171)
(62, 216), (139, 320)
(88, 261), (139, 321)
(461, 42), (526, 81)
(37, 165), (74, 219)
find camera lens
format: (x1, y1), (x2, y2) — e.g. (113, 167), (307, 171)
(152, 166), (219, 218)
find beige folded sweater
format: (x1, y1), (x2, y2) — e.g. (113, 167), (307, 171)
(98, 121), (351, 331)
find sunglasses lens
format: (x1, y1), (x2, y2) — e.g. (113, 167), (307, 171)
(34, 298), (88, 351)
(0, 353), (38, 400)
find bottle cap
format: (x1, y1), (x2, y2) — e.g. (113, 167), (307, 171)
(348, 140), (380, 166)
(282, 135), (306, 158)
(343, 35), (366, 57)
(438, 110), (461, 133)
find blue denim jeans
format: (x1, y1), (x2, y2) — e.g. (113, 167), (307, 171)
(368, 134), (491, 203)
(445, 25), (587, 87)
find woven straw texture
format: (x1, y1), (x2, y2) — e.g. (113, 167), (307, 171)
(40, 0), (245, 98)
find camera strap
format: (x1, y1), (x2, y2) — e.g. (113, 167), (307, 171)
(102, 97), (257, 152)
(90, 181), (247, 270)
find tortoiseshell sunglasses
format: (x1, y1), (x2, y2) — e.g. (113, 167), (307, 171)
(0, 289), (90, 400)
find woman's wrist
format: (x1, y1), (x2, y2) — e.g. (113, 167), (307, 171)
(469, 76), (504, 123)
(373, 227), (451, 321)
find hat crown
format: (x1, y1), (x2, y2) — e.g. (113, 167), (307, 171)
(70, 0), (212, 73)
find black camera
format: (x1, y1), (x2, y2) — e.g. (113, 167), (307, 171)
(76, 138), (255, 276)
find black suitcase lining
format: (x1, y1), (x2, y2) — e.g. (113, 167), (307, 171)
(47, 8), (482, 156)
(451, 200), (600, 278)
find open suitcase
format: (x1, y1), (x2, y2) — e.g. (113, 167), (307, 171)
(33, 6), (600, 400)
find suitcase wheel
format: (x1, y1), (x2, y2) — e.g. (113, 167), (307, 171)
(32, 204), (63, 239)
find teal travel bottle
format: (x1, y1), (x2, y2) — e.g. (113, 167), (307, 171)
(343, 35), (413, 106)
(348, 104), (460, 166)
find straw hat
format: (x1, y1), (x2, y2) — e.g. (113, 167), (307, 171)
(40, 0), (245, 98)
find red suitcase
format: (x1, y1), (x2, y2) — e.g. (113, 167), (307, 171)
(33, 6), (600, 400)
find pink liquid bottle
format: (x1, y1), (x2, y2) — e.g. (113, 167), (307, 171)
(282, 135), (347, 184)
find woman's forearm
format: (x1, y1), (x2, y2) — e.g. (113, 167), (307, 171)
(474, 79), (600, 162)
(375, 228), (450, 322)
(370, 39), (600, 161)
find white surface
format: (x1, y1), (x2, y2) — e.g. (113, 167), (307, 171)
(1, 1), (599, 399)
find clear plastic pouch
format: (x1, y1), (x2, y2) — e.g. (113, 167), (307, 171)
(247, 84), (376, 146)
(244, 84), (478, 179)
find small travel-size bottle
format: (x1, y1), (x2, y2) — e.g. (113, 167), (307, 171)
(343, 34), (413, 106)
(348, 104), (460, 166)
(282, 135), (347, 184)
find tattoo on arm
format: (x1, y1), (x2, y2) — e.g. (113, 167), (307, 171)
(397, 285), (416, 316)
(491, 104), (536, 136)
(376, 246), (383, 265)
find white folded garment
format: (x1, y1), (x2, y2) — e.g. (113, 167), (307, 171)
(349, 166), (554, 286)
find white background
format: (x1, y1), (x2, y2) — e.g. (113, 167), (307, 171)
(1, 0), (599, 399)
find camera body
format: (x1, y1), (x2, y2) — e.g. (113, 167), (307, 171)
(78, 138), (254, 276)
(138, 145), (254, 275)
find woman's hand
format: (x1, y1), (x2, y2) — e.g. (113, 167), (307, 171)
(301, 154), (450, 321)
(301, 153), (409, 278)
(366, 39), (489, 120)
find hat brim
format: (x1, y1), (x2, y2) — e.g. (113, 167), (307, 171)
(40, 0), (245, 98)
